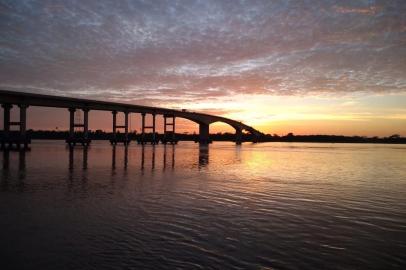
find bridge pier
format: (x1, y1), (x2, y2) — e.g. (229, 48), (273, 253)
(68, 108), (75, 140)
(198, 123), (212, 144)
(66, 108), (91, 147)
(124, 111), (129, 143)
(152, 113), (156, 143)
(235, 127), (242, 145)
(162, 115), (178, 144)
(17, 104), (29, 149)
(138, 112), (158, 144)
(140, 113), (146, 144)
(112, 111), (117, 143)
(19, 104), (27, 141)
(1, 104), (11, 149)
(1, 103), (30, 150)
(83, 108), (89, 140)
(110, 111), (130, 145)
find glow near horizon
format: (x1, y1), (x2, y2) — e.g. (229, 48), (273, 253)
(0, 0), (405, 136)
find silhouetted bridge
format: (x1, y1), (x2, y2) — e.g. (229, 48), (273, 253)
(0, 90), (263, 149)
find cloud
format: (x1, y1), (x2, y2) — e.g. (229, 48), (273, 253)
(333, 5), (380, 15)
(0, 0), (405, 111)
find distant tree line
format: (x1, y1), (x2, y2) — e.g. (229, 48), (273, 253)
(1, 130), (405, 144)
(260, 132), (406, 144)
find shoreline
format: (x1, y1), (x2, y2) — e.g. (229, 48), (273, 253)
(2, 130), (405, 145)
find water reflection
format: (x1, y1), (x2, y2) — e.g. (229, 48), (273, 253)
(68, 146), (89, 171)
(112, 145), (116, 170)
(140, 145), (157, 172)
(2, 150), (9, 170)
(152, 145), (155, 170)
(1, 150), (26, 191)
(1, 149), (26, 172)
(112, 145), (130, 171)
(83, 146), (88, 170)
(124, 146), (128, 169)
(198, 144), (209, 168)
(2, 143), (213, 175)
(18, 150), (26, 181)
(1, 142), (406, 269)
(1, 151), (10, 190)
(163, 144), (175, 170)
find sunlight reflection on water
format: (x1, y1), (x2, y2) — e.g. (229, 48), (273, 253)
(1, 141), (406, 269)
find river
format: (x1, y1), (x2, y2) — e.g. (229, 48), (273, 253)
(1, 141), (405, 269)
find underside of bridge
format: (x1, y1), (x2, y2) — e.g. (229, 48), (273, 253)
(0, 90), (263, 150)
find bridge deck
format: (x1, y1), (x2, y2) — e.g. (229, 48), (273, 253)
(0, 90), (263, 143)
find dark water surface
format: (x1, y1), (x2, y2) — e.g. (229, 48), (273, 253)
(1, 141), (406, 269)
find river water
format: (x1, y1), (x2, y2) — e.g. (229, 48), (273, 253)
(1, 141), (405, 269)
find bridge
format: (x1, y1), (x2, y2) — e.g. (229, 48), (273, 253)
(0, 90), (263, 149)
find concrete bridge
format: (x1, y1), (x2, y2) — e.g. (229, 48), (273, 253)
(0, 90), (263, 149)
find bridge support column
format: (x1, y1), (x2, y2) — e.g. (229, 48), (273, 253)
(235, 128), (242, 145)
(83, 108), (89, 140)
(1, 104), (11, 150)
(164, 117), (166, 134)
(152, 113), (156, 144)
(138, 113), (158, 144)
(18, 104), (29, 149)
(140, 113), (146, 144)
(124, 111), (129, 144)
(2, 104), (11, 138)
(110, 111), (130, 145)
(173, 116), (176, 143)
(198, 123), (211, 144)
(163, 115), (177, 144)
(68, 108), (75, 140)
(111, 111), (117, 144)
(1, 104), (30, 150)
(66, 108), (90, 147)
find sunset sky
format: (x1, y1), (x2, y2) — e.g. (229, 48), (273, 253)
(1, 0), (405, 136)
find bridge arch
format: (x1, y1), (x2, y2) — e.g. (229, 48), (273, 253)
(173, 113), (261, 144)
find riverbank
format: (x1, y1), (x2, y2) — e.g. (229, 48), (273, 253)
(1, 130), (405, 144)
